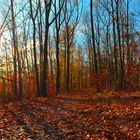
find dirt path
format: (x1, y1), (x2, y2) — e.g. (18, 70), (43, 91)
(0, 92), (140, 140)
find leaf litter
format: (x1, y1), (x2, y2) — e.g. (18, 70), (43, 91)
(0, 91), (140, 140)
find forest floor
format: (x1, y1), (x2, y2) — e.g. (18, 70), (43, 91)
(0, 90), (140, 140)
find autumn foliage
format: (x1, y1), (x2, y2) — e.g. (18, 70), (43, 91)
(0, 0), (140, 139)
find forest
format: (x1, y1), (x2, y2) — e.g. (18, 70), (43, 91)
(0, 0), (140, 139)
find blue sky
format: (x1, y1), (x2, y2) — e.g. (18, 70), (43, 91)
(75, 0), (140, 44)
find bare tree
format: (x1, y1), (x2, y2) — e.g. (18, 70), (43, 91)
(29, 0), (40, 97)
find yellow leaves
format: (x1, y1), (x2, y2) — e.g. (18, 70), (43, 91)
(70, 47), (75, 52)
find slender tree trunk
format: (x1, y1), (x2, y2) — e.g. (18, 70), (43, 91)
(126, 0), (130, 81)
(90, 0), (99, 92)
(33, 22), (40, 97)
(64, 33), (67, 91)
(41, 25), (49, 97)
(16, 37), (23, 100)
(111, 0), (118, 87)
(38, 0), (43, 92)
(116, 0), (124, 89)
(66, 24), (70, 92)
(29, 0), (40, 97)
(10, 0), (17, 97)
(56, 31), (60, 95)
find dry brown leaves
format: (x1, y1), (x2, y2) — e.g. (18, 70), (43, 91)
(0, 91), (140, 140)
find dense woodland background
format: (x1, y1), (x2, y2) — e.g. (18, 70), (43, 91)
(0, 0), (140, 101)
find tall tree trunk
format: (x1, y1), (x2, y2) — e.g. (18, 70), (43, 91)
(16, 43), (23, 100)
(41, 25), (49, 97)
(126, 0), (130, 81)
(29, 0), (40, 97)
(90, 0), (99, 92)
(111, 0), (118, 88)
(38, 0), (43, 91)
(33, 22), (40, 97)
(66, 24), (70, 92)
(116, 0), (124, 89)
(10, 0), (17, 97)
(56, 31), (60, 95)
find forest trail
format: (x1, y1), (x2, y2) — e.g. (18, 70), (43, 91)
(0, 91), (140, 140)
